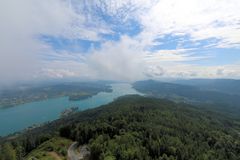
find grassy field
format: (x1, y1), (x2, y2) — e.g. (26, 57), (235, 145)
(25, 137), (72, 160)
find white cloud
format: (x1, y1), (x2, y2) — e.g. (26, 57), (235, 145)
(139, 0), (240, 48)
(0, 0), (111, 85)
(1, 0), (240, 86)
(144, 49), (209, 62)
(144, 63), (240, 79)
(0, 0), (74, 85)
(85, 36), (146, 81)
(38, 35), (240, 81)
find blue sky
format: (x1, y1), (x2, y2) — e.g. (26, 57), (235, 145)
(1, 0), (240, 84)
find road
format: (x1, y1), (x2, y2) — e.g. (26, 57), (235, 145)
(68, 142), (80, 160)
(68, 142), (90, 160)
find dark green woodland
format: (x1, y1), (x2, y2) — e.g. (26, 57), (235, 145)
(1, 95), (240, 160)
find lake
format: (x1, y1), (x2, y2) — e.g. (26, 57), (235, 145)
(0, 83), (142, 136)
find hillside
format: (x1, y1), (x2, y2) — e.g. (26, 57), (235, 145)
(133, 80), (240, 117)
(174, 79), (240, 95)
(1, 95), (240, 160)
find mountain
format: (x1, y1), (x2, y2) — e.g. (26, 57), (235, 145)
(174, 79), (240, 95)
(133, 80), (240, 116)
(1, 95), (240, 160)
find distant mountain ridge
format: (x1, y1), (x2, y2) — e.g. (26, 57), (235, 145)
(133, 80), (240, 116)
(174, 79), (240, 95)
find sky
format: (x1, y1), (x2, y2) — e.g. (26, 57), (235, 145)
(0, 0), (240, 86)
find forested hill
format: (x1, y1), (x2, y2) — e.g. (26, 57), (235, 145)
(133, 80), (240, 117)
(174, 79), (240, 95)
(1, 95), (240, 160)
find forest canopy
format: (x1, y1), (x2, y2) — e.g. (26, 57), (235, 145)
(1, 95), (240, 159)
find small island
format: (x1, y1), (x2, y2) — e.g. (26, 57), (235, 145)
(68, 93), (93, 101)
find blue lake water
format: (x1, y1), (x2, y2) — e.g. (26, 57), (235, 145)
(0, 83), (142, 136)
